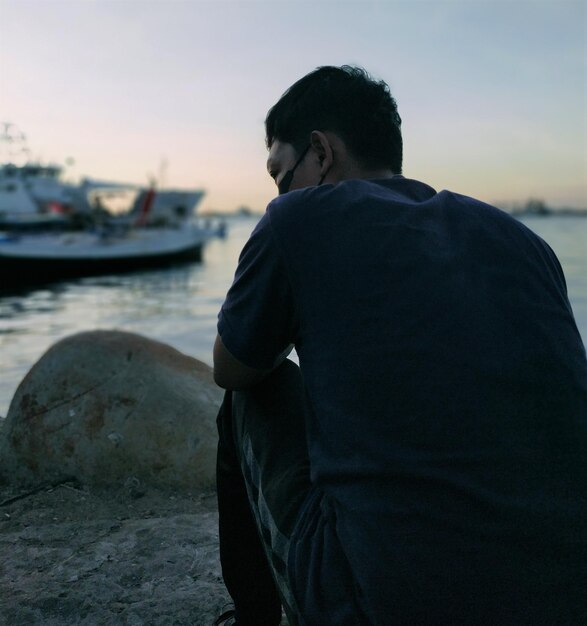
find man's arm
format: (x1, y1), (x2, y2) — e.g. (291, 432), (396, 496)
(213, 334), (269, 390)
(213, 334), (294, 390)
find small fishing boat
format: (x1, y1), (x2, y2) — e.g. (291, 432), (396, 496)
(0, 122), (225, 287)
(0, 219), (222, 287)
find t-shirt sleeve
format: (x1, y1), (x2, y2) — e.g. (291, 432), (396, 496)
(217, 211), (296, 370)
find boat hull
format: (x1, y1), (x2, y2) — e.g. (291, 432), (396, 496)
(0, 227), (206, 288)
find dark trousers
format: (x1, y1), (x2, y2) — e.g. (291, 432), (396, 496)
(216, 360), (311, 626)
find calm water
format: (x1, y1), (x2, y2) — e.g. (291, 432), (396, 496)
(0, 215), (586, 418)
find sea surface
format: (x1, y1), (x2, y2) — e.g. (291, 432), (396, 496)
(0, 214), (586, 418)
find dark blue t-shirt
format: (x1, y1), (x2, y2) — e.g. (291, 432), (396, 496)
(218, 177), (587, 624)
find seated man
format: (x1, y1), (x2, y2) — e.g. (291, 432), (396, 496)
(213, 65), (587, 626)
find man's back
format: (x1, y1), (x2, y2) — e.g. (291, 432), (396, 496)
(254, 177), (587, 623)
(214, 64), (586, 626)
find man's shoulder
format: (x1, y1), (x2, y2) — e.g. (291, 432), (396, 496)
(266, 176), (437, 220)
(440, 189), (553, 245)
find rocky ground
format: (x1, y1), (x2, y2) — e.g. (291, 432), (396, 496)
(0, 331), (289, 625)
(0, 479), (289, 625)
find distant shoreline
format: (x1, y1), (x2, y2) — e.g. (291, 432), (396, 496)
(500, 198), (587, 218)
(511, 208), (587, 218)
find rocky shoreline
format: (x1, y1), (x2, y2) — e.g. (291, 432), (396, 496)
(0, 481), (231, 625)
(0, 330), (290, 625)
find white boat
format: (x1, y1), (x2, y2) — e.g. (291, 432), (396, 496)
(0, 122), (209, 231)
(0, 163), (76, 229)
(0, 219), (221, 287)
(0, 181), (225, 288)
(0, 123), (225, 287)
(0, 162), (208, 231)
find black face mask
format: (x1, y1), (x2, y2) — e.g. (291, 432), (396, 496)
(278, 144), (311, 195)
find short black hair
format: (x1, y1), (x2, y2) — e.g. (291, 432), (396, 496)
(265, 65), (403, 173)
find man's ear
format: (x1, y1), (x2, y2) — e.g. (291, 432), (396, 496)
(310, 130), (334, 175)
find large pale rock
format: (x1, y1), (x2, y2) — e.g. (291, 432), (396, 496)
(0, 330), (223, 489)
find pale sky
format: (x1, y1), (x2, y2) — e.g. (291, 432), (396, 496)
(0, 0), (585, 213)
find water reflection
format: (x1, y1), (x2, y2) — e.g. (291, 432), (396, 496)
(0, 284), (68, 319)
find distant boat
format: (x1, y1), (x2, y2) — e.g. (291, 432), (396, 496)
(0, 176), (223, 287)
(0, 219), (225, 288)
(0, 122), (226, 287)
(0, 160), (208, 232)
(0, 121), (211, 231)
(0, 162), (77, 230)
